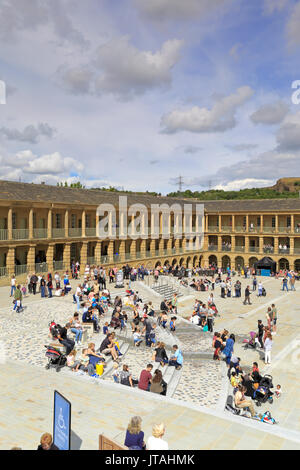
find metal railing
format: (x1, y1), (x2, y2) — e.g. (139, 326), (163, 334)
(87, 257), (96, 265)
(34, 228), (48, 239)
(249, 246), (259, 253)
(86, 228), (96, 237)
(208, 226), (219, 232)
(208, 244), (218, 251)
(53, 261), (65, 271)
(222, 226), (232, 232)
(12, 229), (29, 240)
(69, 228), (82, 238)
(0, 266), (7, 277)
(235, 246), (245, 252)
(52, 228), (65, 238)
(35, 262), (48, 273)
(0, 229), (8, 240)
(263, 226), (276, 233)
(278, 248), (290, 255)
(15, 264), (28, 275)
(278, 227), (291, 233)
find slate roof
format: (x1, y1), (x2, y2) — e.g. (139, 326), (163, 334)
(0, 180), (300, 212)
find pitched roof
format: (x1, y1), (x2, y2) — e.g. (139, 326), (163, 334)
(0, 180), (300, 212)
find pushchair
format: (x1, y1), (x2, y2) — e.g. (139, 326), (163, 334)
(254, 375), (274, 406)
(242, 331), (258, 349)
(45, 345), (67, 372)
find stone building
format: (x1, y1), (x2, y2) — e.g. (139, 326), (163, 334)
(0, 180), (299, 284)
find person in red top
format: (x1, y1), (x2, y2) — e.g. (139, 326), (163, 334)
(138, 364), (153, 391)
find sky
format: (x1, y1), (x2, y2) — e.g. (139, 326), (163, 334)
(1, 0), (300, 194)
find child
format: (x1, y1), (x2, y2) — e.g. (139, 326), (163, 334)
(21, 285), (27, 297)
(66, 350), (81, 372)
(112, 362), (120, 383)
(103, 322), (109, 335)
(275, 384), (282, 398)
(149, 324), (157, 347)
(161, 312), (168, 329)
(170, 316), (177, 332)
(78, 348), (90, 373)
(133, 328), (143, 347)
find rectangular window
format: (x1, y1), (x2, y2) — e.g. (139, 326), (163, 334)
(71, 214), (76, 228)
(287, 216), (291, 227)
(257, 217), (260, 227)
(86, 214), (90, 228)
(56, 214), (61, 228)
(272, 217), (276, 228)
(12, 213), (17, 229)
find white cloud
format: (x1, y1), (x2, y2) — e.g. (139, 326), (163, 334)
(287, 2), (300, 47)
(133, 0), (230, 21)
(250, 101), (289, 125)
(161, 86), (254, 134)
(0, 123), (56, 143)
(94, 37), (183, 98)
(1, 150), (83, 177)
(58, 37), (183, 99)
(214, 178), (272, 191)
(0, 0), (87, 45)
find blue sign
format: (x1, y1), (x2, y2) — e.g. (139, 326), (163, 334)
(53, 391), (71, 450)
(261, 269), (270, 277)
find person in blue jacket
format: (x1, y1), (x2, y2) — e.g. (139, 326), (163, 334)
(223, 334), (235, 366)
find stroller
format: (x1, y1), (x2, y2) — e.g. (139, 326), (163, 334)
(243, 331), (258, 349)
(45, 345), (67, 372)
(254, 375), (274, 406)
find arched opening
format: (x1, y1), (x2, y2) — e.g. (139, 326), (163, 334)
(186, 256), (191, 268)
(279, 258), (289, 270)
(222, 255), (231, 269)
(193, 255), (198, 267)
(155, 261), (162, 268)
(209, 255), (217, 267)
(294, 259), (300, 272)
(249, 257), (258, 268)
(172, 258), (177, 267)
(235, 256), (244, 270)
(164, 260), (170, 266)
(179, 257), (185, 267)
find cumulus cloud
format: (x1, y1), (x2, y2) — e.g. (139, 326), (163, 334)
(0, 123), (56, 144)
(58, 37), (183, 99)
(2, 150), (83, 177)
(214, 178), (272, 191)
(133, 0), (230, 22)
(94, 37), (183, 98)
(57, 65), (94, 95)
(287, 2), (300, 47)
(0, 0), (87, 45)
(161, 86), (254, 134)
(250, 101), (289, 125)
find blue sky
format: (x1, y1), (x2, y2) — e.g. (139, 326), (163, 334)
(1, 0), (300, 193)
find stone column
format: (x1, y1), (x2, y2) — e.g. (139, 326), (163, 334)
(218, 214), (222, 232)
(46, 244), (54, 272)
(63, 243), (71, 270)
(140, 239), (146, 258)
(130, 240), (136, 260)
(95, 241), (102, 265)
(259, 237), (264, 255)
(29, 209), (34, 240)
(119, 240), (126, 262)
(80, 241), (88, 273)
(150, 239), (156, 256)
(8, 208), (13, 240)
(27, 245), (35, 272)
(217, 235), (222, 252)
(260, 215), (263, 233)
(290, 237), (294, 255)
(7, 246), (16, 276)
(274, 237), (278, 254)
(232, 215), (235, 232)
(107, 240), (114, 263)
(245, 215), (249, 233)
(291, 214), (294, 234)
(231, 235), (235, 252)
(82, 210), (86, 238)
(47, 209), (52, 239)
(275, 215), (278, 233)
(65, 210), (69, 238)
(245, 236), (249, 254)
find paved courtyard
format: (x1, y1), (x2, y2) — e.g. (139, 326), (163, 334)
(0, 274), (300, 449)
